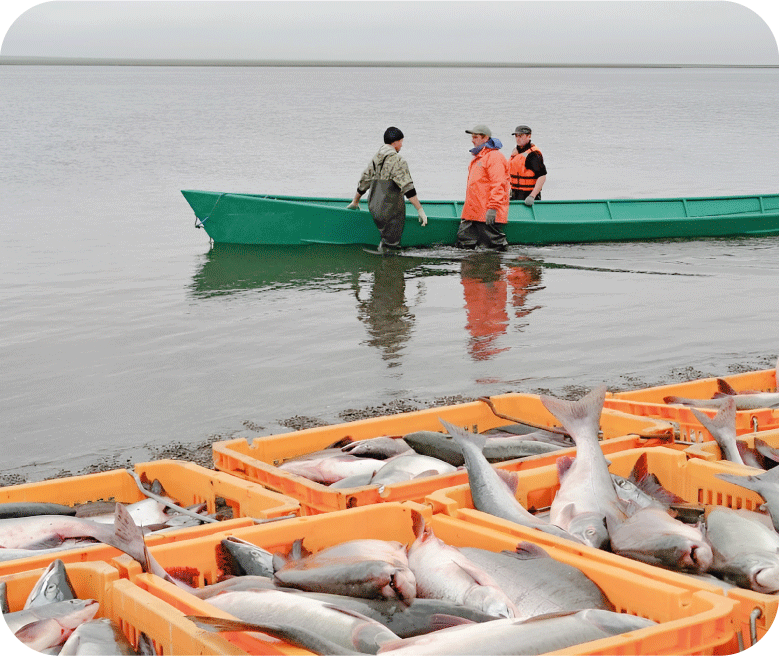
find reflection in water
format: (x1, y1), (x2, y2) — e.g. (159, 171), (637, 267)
(460, 252), (543, 361)
(190, 243), (379, 297)
(355, 256), (422, 368)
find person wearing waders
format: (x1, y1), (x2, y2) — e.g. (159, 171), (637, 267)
(456, 124), (510, 251)
(347, 127), (427, 253)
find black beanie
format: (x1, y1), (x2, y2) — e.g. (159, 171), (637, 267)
(383, 126), (404, 144)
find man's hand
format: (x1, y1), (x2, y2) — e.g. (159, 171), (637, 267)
(524, 195), (535, 207)
(417, 208), (428, 227)
(485, 209), (497, 225)
(347, 200), (360, 210)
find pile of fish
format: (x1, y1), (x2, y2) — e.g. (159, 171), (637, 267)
(664, 359), (779, 410)
(0, 478), (220, 564)
(179, 512), (655, 655)
(277, 425), (572, 488)
(447, 386), (779, 596)
(1, 504), (161, 654)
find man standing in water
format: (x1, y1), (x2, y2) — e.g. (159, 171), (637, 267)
(508, 125), (546, 205)
(347, 127), (427, 253)
(456, 124), (510, 251)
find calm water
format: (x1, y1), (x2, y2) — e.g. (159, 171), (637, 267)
(1, 65), (778, 482)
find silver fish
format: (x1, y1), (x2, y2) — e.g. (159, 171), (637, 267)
(439, 419), (575, 541)
(375, 608), (657, 655)
(219, 535), (274, 577)
(24, 559), (77, 609)
(407, 519), (518, 618)
(611, 452), (686, 511)
(370, 453), (456, 485)
(403, 430), (566, 467)
(5, 598), (99, 638)
(541, 386), (625, 549)
(75, 498), (170, 526)
(59, 618), (138, 655)
(705, 506), (779, 593)
(193, 576), (496, 638)
(689, 397), (744, 465)
(341, 436), (414, 459)
(715, 465), (779, 532)
(277, 453), (386, 485)
(273, 538), (416, 602)
(198, 588), (400, 654)
(0, 502), (77, 519)
(606, 506), (713, 572)
(458, 542), (613, 621)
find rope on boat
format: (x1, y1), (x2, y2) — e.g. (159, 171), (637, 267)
(195, 193), (226, 229)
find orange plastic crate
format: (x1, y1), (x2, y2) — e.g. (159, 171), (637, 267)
(213, 393), (673, 514)
(111, 501), (737, 656)
(0, 560), (248, 655)
(605, 367), (779, 443)
(425, 446), (776, 652)
(0, 460), (300, 577)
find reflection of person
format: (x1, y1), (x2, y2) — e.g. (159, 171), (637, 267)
(355, 256), (418, 367)
(508, 125), (547, 206)
(347, 127), (427, 253)
(456, 124), (510, 251)
(460, 253), (543, 361)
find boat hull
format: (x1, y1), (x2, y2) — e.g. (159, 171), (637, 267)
(182, 190), (779, 246)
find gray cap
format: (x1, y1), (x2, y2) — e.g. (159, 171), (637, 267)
(512, 125), (532, 135)
(465, 124), (492, 137)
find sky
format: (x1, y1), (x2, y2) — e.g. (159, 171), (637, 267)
(0, 1), (778, 65)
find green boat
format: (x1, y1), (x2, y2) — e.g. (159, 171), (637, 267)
(182, 190), (779, 247)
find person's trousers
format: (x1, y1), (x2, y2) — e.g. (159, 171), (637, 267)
(456, 220), (508, 250)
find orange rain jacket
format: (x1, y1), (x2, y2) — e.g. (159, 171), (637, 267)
(461, 146), (510, 224)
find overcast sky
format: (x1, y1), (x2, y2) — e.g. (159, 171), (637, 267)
(1, 1), (778, 64)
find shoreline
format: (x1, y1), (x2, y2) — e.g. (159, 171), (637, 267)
(5, 353), (774, 488)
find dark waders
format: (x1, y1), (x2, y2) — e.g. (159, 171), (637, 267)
(368, 179), (405, 252)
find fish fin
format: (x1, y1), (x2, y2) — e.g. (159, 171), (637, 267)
(556, 455), (575, 481)
(325, 436), (354, 449)
(288, 537), (311, 560)
(539, 386), (606, 444)
(453, 559), (498, 587)
(495, 469), (519, 495)
(554, 502), (577, 527)
(429, 614), (476, 631)
(715, 472), (761, 492)
(411, 509), (426, 540)
(439, 419), (486, 452)
(716, 378), (738, 396)
(628, 452), (649, 484)
(411, 469), (439, 479)
(690, 396), (736, 432)
(754, 438), (779, 464)
(628, 453), (686, 505)
(14, 618), (65, 645)
(185, 615), (265, 633)
(510, 542), (550, 559)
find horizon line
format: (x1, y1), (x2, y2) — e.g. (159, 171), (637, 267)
(1, 56), (777, 68)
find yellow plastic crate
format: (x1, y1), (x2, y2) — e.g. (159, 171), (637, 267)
(0, 560), (249, 655)
(213, 393), (674, 514)
(684, 429), (779, 464)
(605, 367), (779, 442)
(0, 459), (300, 577)
(111, 501), (737, 656)
(425, 446), (776, 652)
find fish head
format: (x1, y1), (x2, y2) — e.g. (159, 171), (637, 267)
(463, 585), (515, 618)
(567, 512), (610, 550)
(729, 552), (779, 594)
(389, 567), (417, 604)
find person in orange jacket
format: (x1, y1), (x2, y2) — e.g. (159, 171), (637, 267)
(508, 125), (547, 205)
(456, 124), (510, 251)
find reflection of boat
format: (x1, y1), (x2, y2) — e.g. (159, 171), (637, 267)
(183, 190), (779, 246)
(190, 243), (390, 296)
(461, 253), (544, 361)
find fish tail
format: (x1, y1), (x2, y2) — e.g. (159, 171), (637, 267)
(690, 396), (736, 433)
(439, 419), (486, 452)
(715, 472), (761, 492)
(539, 386), (606, 443)
(716, 378), (738, 396)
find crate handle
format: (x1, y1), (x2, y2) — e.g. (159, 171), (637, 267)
(749, 607), (763, 647)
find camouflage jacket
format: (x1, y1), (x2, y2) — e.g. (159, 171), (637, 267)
(357, 144), (415, 196)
